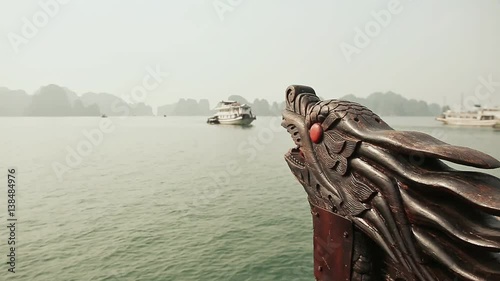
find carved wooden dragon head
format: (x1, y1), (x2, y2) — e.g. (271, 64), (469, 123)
(282, 85), (500, 281)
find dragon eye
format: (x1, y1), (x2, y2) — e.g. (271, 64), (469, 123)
(310, 123), (323, 143)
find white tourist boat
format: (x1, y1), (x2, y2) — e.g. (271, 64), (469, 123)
(207, 101), (256, 125)
(435, 106), (500, 127)
(482, 107), (500, 119)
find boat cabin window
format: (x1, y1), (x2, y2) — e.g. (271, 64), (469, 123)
(481, 116), (494, 120)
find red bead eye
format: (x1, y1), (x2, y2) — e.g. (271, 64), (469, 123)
(310, 123), (323, 143)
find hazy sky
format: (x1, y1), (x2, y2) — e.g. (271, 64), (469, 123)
(1, 0), (499, 108)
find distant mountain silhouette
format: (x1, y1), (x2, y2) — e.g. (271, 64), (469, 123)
(0, 84), (155, 116)
(227, 95), (250, 104)
(158, 98), (213, 116)
(252, 98), (274, 116)
(130, 102), (154, 116)
(157, 103), (176, 116)
(155, 92), (441, 117)
(73, 99), (100, 116)
(0, 85), (442, 117)
(340, 92), (441, 116)
(80, 92), (128, 116)
(0, 87), (31, 116)
(225, 95), (283, 115)
(157, 96), (282, 116)
(79, 92), (152, 116)
(26, 84), (81, 116)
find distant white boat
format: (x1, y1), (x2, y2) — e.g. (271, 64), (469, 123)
(483, 107), (500, 119)
(207, 101), (256, 125)
(436, 106), (500, 127)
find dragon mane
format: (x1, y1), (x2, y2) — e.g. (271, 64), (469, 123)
(282, 85), (500, 281)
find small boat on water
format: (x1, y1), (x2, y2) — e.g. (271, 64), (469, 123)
(207, 100), (256, 125)
(101, 114), (107, 118)
(435, 106), (500, 127)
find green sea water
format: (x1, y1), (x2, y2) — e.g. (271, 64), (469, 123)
(0, 116), (499, 280)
